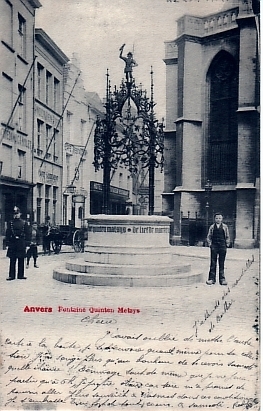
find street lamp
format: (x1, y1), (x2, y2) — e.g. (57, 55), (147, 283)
(204, 179), (212, 243)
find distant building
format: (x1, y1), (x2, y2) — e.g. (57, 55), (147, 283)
(163, 0), (259, 248)
(0, 0), (41, 247)
(33, 28), (69, 225)
(63, 55), (132, 226)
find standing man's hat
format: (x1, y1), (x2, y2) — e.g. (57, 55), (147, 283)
(13, 206), (20, 214)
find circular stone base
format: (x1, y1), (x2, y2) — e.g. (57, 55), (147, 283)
(53, 267), (203, 287)
(53, 215), (203, 287)
(65, 260), (191, 276)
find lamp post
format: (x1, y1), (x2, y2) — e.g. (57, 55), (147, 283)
(204, 180), (212, 243)
(64, 184), (76, 225)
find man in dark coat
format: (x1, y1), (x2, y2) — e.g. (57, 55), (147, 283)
(26, 222), (41, 268)
(6, 206), (31, 280)
(42, 215), (51, 255)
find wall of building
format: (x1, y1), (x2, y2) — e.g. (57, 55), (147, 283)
(0, 0), (41, 248)
(62, 56), (133, 226)
(33, 29), (69, 226)
(164, 0), (259, 247)
(63, 57), (97, 226)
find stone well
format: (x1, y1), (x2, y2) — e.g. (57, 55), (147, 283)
(53, 215), (203, 286)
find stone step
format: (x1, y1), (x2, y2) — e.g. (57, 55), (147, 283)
(53, 267), (203, 287)
(84, 247), (174, 265)
(65, 260), (191, 276)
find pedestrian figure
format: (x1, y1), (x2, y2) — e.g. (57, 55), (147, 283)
(5, 206), (31, 281)
(119, 43), (138, 83)
(26, 222), (40, 268)
(43, 216), (51, 255)
(206, 213), (230, 286)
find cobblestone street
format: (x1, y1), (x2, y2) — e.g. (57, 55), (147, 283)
(0, 246), (259, 333)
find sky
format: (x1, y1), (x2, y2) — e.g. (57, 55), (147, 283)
(36, 0), (227, 118)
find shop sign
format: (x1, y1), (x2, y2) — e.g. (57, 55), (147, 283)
(64, 142), (87, 156)
(90, 181), (129, 198)
(2, 127), (32, 149)
(38, 170), (58, 184)
(72, 194), (85, 203)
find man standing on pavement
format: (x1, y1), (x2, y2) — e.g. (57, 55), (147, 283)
(26, 222), (40, 269)
(42, 215), (51, 255)
(5, 206), (31, 281)
(206, 213), (230, 286)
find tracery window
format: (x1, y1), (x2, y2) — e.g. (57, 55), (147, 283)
(207, 52), (238, 184)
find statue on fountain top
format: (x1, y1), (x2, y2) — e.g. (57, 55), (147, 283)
(119, 44), (138, 83)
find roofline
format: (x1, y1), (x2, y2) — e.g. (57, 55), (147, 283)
(177, 6), (239, 21)
(28, 0), (42, 8)
(35, 28), (69, 64)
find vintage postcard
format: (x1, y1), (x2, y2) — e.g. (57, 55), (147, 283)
(0, 0), (260, 410)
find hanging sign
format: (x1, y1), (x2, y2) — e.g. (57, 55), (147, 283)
(72, 194), (85, 203)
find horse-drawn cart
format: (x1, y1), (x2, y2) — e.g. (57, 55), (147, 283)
(40, 225), (86, 254)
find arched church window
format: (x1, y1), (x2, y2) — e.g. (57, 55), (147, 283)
(207, 52), (238, 184)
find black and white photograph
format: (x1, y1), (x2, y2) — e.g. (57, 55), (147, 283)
(0, 0), (260, 409)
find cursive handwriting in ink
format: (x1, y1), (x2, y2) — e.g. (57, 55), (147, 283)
(1, 330), (258, 409)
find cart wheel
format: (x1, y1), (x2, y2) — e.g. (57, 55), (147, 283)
(51, 240), (62, 254)
(73, 229), (84, 253)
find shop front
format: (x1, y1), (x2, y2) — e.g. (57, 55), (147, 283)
(0, 178), (34, 249)
(90, 181), (129, 215)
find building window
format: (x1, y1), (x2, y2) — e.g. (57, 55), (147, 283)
(17, 84), (26, 131)
(53, 187), (58, 224)
(45, 124), (52, 157)
(36, 183), (43, 224)
(36, 198), (42, 224)
(2, 73), (13, 125)
(45, 71), (52, 106)
(37, 63), (44, 100)
(17, 149), (26, 179)
(207, 52), (238, 184)
(37, 119), (43, 155)
(53, 128), (59, 162)
(2, 143), (12, 175)
(53, 78), (60, 111)
(3, 1), (13, 47)
(18, 13), (26, 59)
(45, 185), (51, 219)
